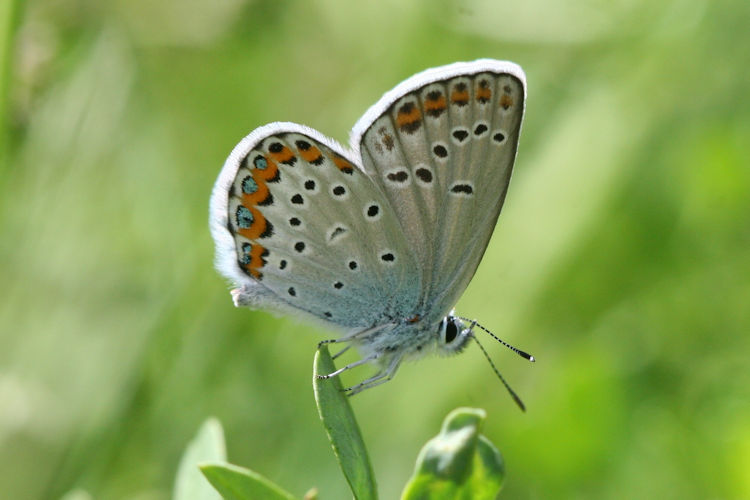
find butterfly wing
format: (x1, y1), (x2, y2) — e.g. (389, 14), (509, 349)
(210, 123), (421, 329)
(352, 59), (526, 314)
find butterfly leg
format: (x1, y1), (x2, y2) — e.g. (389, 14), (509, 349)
(331, 345), (351, 360)
(317, 323), (392, 350)
(343, 356), (403, 396)
(316, 353), (379, 380)
(317, 338), (356, 359)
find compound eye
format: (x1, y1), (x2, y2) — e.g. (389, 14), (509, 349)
(445, 319), (458, 343)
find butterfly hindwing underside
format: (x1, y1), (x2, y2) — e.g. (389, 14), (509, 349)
(222, 128), (420, 328)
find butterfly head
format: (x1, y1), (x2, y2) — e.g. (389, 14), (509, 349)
(436, 313), (473, 356)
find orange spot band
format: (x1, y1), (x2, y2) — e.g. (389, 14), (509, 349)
(424, 95), (446, 111)
(243, 175), (270, 206)
(451, 89), (469, 104)
(333, 155), (354, 173)
(238, 205), (268, 240)
(269, 146), (295, 165)
(254, 157), (279, 182)
(396, 106), (422, 128)
(299, 145), (323, 164)
(499, 94), (513, 109)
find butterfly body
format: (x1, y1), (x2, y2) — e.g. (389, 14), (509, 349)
(210, 59), (526, 391)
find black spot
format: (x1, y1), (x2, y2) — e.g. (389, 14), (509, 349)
(415, 168), (433, 183)
(433, 144), (448, 158)
(348, 260), (358, 270)
(426, 90), (442, 101)
(228, 183), (236, 197)
(289, 217), (301, 226)
(304, 180), (316, 190)
(294, 241), (305, 253)
(452, 129), (469, 142)
(269, 142), (283, 153)
(260, 219), (274, 238)
(329, 226), (347, 240)
(367, 204), (379, 217)
(288, 287), (296, 296)
(324, 312), (332, 318)
(474, 124), (488, 136)
(311, 155), (325, 166)
(226, 220), (235, 235)
(381, 252), (395, 262)
(291, 194), (304, 204)
(332, 185), (346, 196)
(279, 259), (287, 270)
(266, 169), (281, 183)
(455, 82), (467, 92)
(295, 140), (311, 150)
(493, 132), (506, 143)
(445, 320), (458, 343)
(504, 84), (512, 93)
(334, 281), (343, 289)
(399, 101), (415, 113)
(386, 170), (409, 183)
(477, 80), (491, 103)
(451, 184), (474, 195)
(401, 121), (422, 134)
(258, 193), (274, 206)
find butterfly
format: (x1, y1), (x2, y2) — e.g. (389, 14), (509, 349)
(210, 59), (534, 406)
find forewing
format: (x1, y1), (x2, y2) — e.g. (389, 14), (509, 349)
(353, 60), (525, 312)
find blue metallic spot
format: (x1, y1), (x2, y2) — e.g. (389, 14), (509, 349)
(236, 205), (254, 228)
(253, 155), (267, 170)
(241, 176), (258, 194)
(240, 243), (252, 264)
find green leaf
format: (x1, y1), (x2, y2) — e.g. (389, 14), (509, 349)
(313, 345), (378, 500)
(59, 489), (93, 500)
(174, 418), (227, 500)
(200, 463), (298, 500)
(401, 408), (505, 500)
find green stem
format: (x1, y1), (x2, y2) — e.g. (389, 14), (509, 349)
(0, 0), (20, 170)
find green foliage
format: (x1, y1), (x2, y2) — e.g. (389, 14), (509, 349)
(176, 392), (506, 499)
(174, 418), (226, 500)
(200, 464), (297, 500)
(313, 345), (378, 500)
(402, 408), (504, 500)
(3, 1), (750, 499)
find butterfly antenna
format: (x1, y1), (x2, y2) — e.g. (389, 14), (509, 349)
(458, 317), (535, 362)
(472, 334), (526, 412)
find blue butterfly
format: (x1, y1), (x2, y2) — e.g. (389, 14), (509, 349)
(210, 59), (533, 406)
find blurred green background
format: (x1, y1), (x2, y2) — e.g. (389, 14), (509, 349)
(2, 0), (749, 499)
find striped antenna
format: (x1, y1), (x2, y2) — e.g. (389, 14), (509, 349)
(472, 334), (526, 412)
(458, 316), (535, 362)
